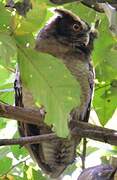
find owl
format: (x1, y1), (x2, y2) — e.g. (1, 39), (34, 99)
(15, 9), (96, 178)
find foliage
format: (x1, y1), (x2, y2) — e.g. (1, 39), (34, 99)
(0, 0), (117, 179)
(18, 49), (80, 136)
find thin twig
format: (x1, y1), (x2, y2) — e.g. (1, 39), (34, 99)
(0, 133), (56, 146)
(81, 138), (87, 170)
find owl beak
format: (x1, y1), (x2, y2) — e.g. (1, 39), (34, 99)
(84, 33), (90, 46)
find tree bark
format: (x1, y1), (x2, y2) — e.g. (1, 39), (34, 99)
(50, 0), (117, 5)
(0, 133), (55, 146)
(0, 103), (117, 146)
(0, 103), (45, 126)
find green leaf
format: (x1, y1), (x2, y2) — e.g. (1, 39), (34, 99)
(0, 83), (13, 90)
(18, 48), (80, 137)
(22, 165), (29, 179)
(0, 118), (7, 129)
(86, 146), (99, 156)
(0, 3), (12, 30)
(63, 163), (76, 175)
(0, 91), (14, 104)
(0, 157), (12, 175)
(0, 33), (17, 66)
(93, 16), (117, 81)
(39, 0), (56, 6)
(0, 65), (10, 85)
(0, 66), (14, 104)
(0, 84), (14, 104)
(10, 131), (28, 159)
(0, 83), (14, 103)
(93, 84), (117, 125)
(15, 3), (47, 34)
(110, 79), (117, 95)
(14, 34), (35, 47)
(32, 168), (46, 180)
(0, 147), (10, 160)
(11, 146), (28, 159)
(11, 175), (25, 180)
(64, 2), (96, 23)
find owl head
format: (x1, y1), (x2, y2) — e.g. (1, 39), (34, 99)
(53, 9), (90, 45)
(35, 8), (97, 56)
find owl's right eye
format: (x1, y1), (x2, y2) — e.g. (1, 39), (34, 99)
(73, 23), (82, 32)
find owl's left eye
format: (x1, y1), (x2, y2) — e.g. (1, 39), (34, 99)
(72, 23), (81, 32)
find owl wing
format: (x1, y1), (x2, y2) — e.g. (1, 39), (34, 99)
(83, 61), (94, 122)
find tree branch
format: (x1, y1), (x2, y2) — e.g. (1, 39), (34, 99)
(71, 122), (117, 146)
(0, 133), (56, 146)
(50, 0), (117, 5)
(0, 103), (117, 146)
(0, 103), (45, 126)
(81, 138), (87, 169)
(50, 0), (78, 4)
(50, 0), (117, 13)
(97, 0), (117, 3)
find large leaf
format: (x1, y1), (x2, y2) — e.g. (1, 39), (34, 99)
(0, 3), (12, 31)
(93, 16), (117, 123)
(18, 48), (80, 137)
(0, 65), (10, 85)
(93, 82), (117, 125)
(0, 66), (14, 104)
(0, 33), (17, 66)
(93, 16), (117, 81)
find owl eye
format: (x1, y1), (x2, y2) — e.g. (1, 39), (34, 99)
(73, 23), (81, 32)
